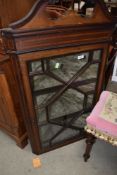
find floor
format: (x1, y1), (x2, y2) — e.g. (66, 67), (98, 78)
(0, 131), (117, 175)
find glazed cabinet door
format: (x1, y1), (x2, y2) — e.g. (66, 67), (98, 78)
(19, 44), (108, 154)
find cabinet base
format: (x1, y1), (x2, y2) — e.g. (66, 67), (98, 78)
(0, 126), (28, 149)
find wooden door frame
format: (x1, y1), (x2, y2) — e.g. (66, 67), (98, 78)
(17, 43), (109, 154)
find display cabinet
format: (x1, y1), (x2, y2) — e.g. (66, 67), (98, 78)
(1, 0), (116, 154)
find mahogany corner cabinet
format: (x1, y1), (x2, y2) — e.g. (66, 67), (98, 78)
(0, 0), (116, 154)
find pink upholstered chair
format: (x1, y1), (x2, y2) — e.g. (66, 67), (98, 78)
(83, 90), (117, 161)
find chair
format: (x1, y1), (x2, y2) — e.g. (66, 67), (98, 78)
(83, 23), (117, 162)
(83, 89), (117, 162)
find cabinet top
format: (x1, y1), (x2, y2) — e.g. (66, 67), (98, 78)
(5, 0), (115, 32)
(1, 1), (116, 56)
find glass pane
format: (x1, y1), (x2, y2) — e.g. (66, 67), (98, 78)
(40, 124), (80, 147)
(49, 89), (84, 119)
(79, 64), (99, 81)
(93, 50), (102, 61)
(33, 75), (61, 91)
(48, 52), (89, 81)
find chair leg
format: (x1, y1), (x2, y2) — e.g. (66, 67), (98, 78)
(83, 134), (96, 162)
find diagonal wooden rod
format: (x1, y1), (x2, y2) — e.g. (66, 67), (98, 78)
(44, 62), (91, 107)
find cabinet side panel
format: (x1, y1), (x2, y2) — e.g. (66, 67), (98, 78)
(0, 73), (19, 130)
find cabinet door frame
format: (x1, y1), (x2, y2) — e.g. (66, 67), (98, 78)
(18, 43), (109, 154)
